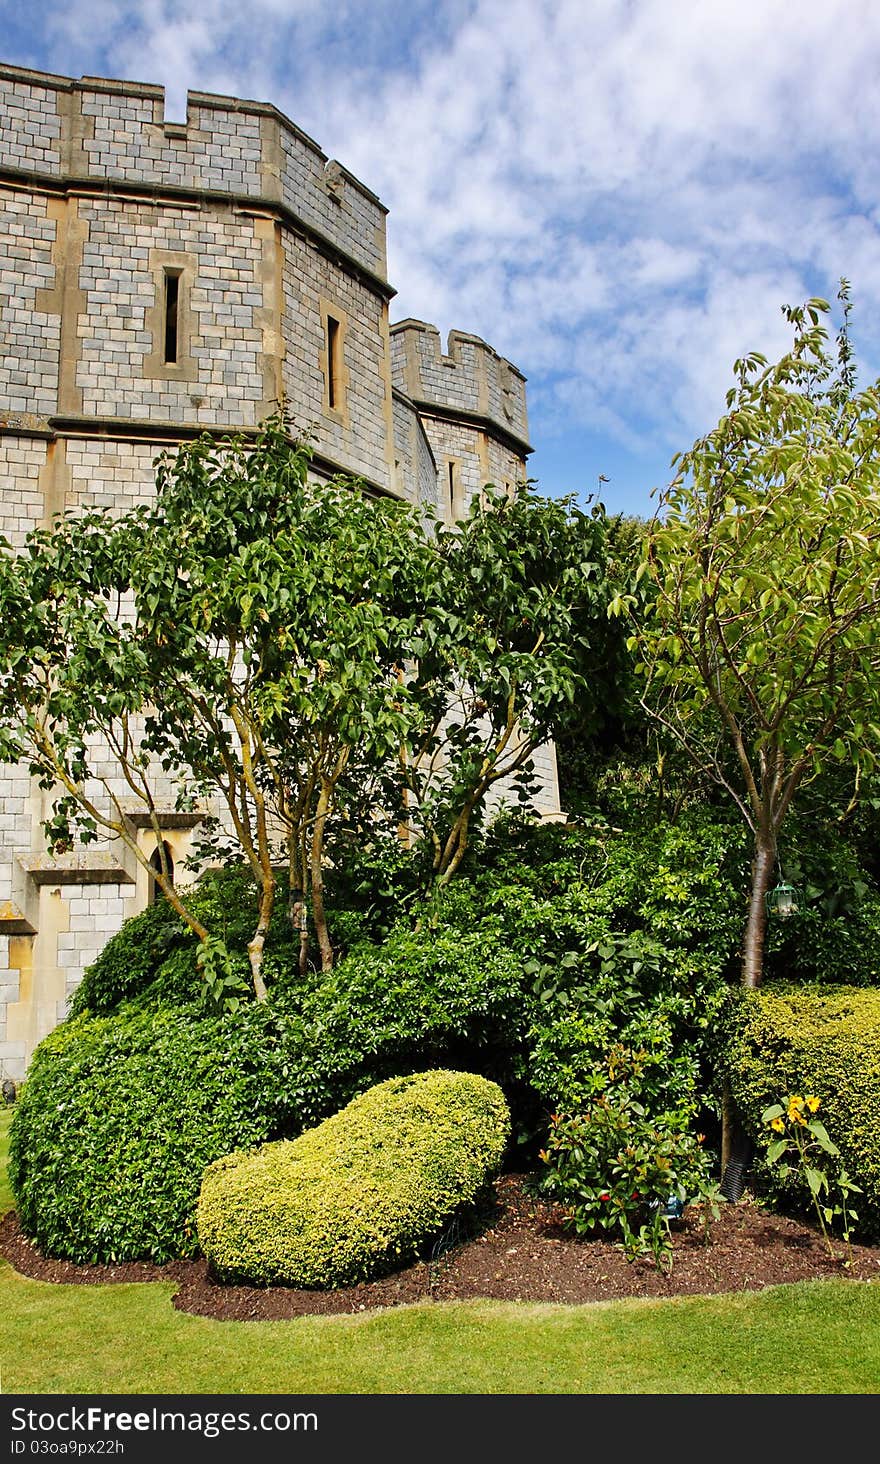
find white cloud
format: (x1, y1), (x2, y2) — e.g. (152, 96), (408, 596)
(9, 0), (880, 500)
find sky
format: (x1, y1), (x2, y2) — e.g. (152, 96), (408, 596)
(3, 0), (880, 518)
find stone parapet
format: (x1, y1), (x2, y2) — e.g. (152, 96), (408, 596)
(390, 319), (530, 454)
(0, 62), (388, 282)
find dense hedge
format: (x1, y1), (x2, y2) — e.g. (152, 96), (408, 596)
(8, 1003), (291, 1262)
(68, 867), (276, 1016)
(9, 931), (530, 1262)
(197, 1070), (510, 1287)
(724, 984), (880, 1239)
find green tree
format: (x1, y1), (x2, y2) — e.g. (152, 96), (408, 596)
(139, 424), (433, 980)
(629, 288), (880, 990)
(0, 420), (620, 996)
(403, 483), (617, 884)
(0, 420), (429, 997)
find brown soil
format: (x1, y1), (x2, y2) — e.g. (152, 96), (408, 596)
(3, 1175), (879, 1321)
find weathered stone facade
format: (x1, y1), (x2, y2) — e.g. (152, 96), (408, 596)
(0, 62), (558, 1079)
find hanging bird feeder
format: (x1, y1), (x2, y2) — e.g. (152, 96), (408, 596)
(764, 879), (803, 919)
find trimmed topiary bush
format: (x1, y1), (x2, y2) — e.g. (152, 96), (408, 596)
(197, 1069), (511, 1287)
(724, 984), (880, 1239)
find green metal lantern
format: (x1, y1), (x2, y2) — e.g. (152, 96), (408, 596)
(764, 880), (803, 919)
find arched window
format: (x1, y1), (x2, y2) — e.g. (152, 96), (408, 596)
(148, 841), (174, 905)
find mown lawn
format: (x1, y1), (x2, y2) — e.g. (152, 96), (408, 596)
(2, 1106), (879, 1395)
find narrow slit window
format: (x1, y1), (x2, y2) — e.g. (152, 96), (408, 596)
(448, 461), (455, 509)
(164, 271), (181, 364)
(326, 314), (340, 409)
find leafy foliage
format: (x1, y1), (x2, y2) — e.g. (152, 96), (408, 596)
(405, 483), (618, 883)
(629, 287), (880, 984)
(20, 772), (880, 1265)
(69, 866), (288, 1016)
(68, 898), (192, 1017)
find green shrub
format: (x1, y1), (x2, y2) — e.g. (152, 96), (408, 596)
(724, 984), (880, 1238)
(10, 929), (531, 1263)
(538, 1047), (714, 1267)
(428, 869), (728, 1146)
(68, 866), (272, 1016)
(8, 1003), (292, 1261)
(288, 926), (532, 1094)
(197, 1069), (510, 1287)
(467, 803), (880, 991)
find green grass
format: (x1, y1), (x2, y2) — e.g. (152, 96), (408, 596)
(2, 1103), (880, 1395)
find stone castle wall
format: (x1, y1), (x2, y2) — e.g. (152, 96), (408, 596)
(0, 62), (554, 1080)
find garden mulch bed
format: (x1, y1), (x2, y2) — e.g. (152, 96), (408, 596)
(3, 1174), (879, 1321)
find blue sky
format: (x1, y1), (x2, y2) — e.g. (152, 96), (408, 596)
(4, 0), (880, 518)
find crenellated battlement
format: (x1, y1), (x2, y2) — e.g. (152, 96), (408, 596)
(0, 63), (388, 280)
(390, 318), (529, 451)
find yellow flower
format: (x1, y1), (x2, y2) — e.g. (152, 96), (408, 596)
(787, 1095), (805, 1119)
(806, 1095), (821, 1113)
(770, 1116), (785, 1132)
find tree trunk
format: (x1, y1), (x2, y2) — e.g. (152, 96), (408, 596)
(246, 876), (275, 1002)
(158, 875), (209, 944)
(287, 828), (311, 975)
(741, 831), (776, 988)
(310, 779), (334, 972)
(721, 829), (777, 1188)
(298, 840), (311, 976)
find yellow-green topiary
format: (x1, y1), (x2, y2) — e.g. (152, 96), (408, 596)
(724, 984), (880, 1237)
(196, 1069), (511, 1287)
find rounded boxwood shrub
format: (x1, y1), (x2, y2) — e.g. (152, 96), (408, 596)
(724, 984), (880, 1238)
(197, 1069), (511, 1287)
